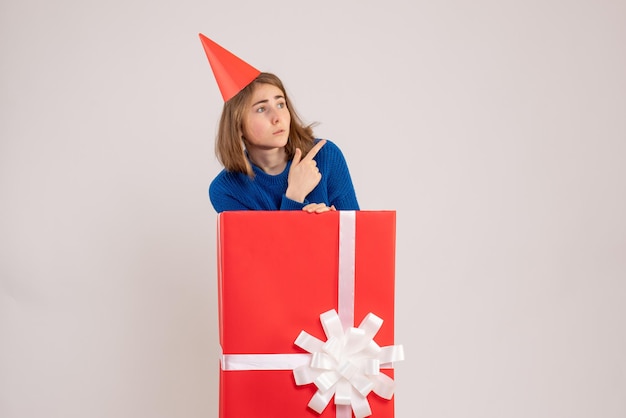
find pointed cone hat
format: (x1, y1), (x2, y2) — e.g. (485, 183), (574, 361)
(199, 33), (261, 102)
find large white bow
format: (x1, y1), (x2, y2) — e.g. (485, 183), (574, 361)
(293, 309), (405, 418)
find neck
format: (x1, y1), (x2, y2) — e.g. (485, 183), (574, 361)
(247, 147), (288, 175)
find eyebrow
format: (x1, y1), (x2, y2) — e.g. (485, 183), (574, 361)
(251, 95), (285, 107)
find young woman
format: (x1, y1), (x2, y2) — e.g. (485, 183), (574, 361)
(200, 36), (359, 213)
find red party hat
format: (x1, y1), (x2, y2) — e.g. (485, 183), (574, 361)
(199, 33), (261, 102)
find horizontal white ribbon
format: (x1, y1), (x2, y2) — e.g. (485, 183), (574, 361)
(221, 353), (311, 371)
(220, 352), (398, 372)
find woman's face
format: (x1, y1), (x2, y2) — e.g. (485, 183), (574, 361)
(241, 83), (291, 151)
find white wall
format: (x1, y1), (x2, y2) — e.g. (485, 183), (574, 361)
(1, 1), (625, 417)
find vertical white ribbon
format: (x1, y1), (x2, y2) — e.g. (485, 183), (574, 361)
(337, 211), (356, 418)
(338, 211), (356, 331)
(336, 404), (352, 418)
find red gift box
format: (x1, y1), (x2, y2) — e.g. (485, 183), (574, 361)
(217, 211), (400, 418)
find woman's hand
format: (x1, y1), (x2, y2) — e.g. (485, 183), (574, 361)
(286, 139), (326, 203)
(302, 203), (336, 213)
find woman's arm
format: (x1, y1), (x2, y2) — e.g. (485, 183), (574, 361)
(323, 140), (360, 210)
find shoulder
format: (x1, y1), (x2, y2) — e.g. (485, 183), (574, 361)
(209, 169), (248, 193)
(210, 168), (232, 187)
(315, 138), (344, 157)
(314, 138), (349, 165)
(209, 169), (256, 212)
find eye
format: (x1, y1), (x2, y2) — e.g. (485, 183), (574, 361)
(255, 106), (265, 113)
(277, 102), (286, 109)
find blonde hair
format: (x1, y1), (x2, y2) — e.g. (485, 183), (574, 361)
(215, 72), (315, 177)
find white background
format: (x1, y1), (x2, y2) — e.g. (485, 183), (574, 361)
(1, 0), (625, 417)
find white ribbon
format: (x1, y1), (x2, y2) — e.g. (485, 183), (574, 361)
(220, 211), (404, 418)
(221, 353), (311, 370)
(293, 310), (404, 418)
(338, 211), (357, 330)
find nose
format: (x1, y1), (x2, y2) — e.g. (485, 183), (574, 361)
(270, 109), (280, 124)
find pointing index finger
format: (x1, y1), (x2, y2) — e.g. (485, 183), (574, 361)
(302, 139), (327, 162)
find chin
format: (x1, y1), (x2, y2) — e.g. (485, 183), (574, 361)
(276, 136), (289, 147)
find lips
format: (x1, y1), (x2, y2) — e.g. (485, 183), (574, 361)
(273, 129), (285, 135)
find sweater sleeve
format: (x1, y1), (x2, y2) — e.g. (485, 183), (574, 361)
(323, 140), (360, 210)
(209, 179), (250, 213)
(279, 195), (309, 210)
(209, 168), (310, 212)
